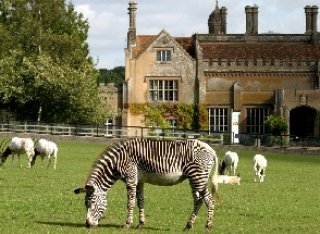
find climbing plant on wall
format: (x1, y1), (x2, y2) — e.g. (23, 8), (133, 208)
(129, 103), (209, 130)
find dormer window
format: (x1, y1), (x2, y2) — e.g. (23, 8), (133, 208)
(157, 50), (172, 62)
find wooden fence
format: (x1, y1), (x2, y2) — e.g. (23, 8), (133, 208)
(1, 121), (318, 147)
(0, 121), (225, 144)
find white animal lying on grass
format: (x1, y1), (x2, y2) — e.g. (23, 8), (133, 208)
(253, 154), (267, 182)
(217, 175), (241, 185)
(0, 137), (35, 168)
(32, 138), (58, 169)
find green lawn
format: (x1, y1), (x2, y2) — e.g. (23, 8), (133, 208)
(0, 140), (319, 233)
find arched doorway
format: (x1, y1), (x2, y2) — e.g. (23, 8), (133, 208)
(290, 106), (316, 137)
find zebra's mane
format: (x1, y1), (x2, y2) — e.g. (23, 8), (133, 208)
(84, 139), (130, 185)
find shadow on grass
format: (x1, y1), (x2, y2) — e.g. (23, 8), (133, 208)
(37, 221), (169, 231)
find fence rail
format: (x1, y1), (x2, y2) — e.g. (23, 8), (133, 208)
(0, 121), (319, 147)
(0, 121), (225, 143)
(0, 122), (102, 137)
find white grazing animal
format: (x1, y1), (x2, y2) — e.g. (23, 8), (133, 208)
(253, 154), (268, 183)
(219, 151), (239, 175)
(0, 137), (35, 168)
(32, 138), (58, 169)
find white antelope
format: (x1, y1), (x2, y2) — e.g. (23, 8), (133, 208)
(219, 151), (239, 175)
(253, 154), (268, 183)
(0, 137), (35, 168)
(32, 138), (58, 169)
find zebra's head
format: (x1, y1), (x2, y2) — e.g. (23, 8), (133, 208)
(74, 185), (107, 228)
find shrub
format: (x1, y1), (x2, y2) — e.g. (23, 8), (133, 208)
(264, 114), (288, 135)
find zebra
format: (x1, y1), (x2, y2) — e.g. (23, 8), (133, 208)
(74, 138), (219, 230)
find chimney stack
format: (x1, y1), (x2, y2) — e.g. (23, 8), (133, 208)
(220, 7), (228, 34)
(312, 6), (318, 33)
(127, 0), (137, 48)
(305, 5), (318, 34)
(245, 5), (259, 35)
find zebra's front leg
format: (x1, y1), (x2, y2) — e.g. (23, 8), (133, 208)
(123, 183), (137, 229)
(184, 188), (204, 231)
(136, 183), (145, 228)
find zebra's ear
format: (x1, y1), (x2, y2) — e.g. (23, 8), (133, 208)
(74, 185), (95, 194)
(74, 187), (86, 194)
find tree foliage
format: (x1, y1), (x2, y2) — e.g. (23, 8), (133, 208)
(97, 66), (125, 87)
(0, 0), (107, 123)
(264, 114), (288, 135)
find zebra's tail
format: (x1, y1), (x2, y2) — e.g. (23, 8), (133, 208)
(210, 151), (219, 200)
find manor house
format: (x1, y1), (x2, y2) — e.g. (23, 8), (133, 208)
(122, 0), (320, 140)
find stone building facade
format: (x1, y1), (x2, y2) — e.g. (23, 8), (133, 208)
(99, 83), (122, 127)
(123, 0), (320, 139)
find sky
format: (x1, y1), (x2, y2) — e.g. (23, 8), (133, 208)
(70, 0), (320, 69)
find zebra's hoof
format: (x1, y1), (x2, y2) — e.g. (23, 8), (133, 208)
(183, 223), (193, 231)
(205, 223), (213, 231)
(136, 222), (144, 229)
(123, 223), (132, 229)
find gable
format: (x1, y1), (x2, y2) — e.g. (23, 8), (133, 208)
(132, 31), (195, 60)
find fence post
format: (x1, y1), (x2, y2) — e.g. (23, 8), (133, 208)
(96, 125), (99, 137)
(255, 136), (261, 147)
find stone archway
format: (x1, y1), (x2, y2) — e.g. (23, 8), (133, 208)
(290, 106), (317, 137)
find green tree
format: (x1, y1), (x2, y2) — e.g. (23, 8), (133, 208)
(22, 53), (105, 123)
(0, 0), (106, 123)
(264, 114), (288, 135)
(97, 66), (125, 86)
(0, 0), (90, 64)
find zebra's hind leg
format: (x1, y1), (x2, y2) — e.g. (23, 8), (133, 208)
(184, 188), (204, 231)
(136, 183), (145, 229)
(203, 189), (215, 230)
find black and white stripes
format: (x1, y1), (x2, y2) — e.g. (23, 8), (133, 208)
(74, 138), (219, 230)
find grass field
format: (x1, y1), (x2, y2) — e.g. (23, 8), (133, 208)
(0, 140), (319, 234)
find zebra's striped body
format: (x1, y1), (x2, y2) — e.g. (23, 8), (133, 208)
(74, 138), (219, 230)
